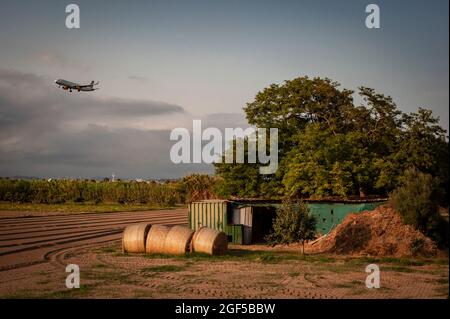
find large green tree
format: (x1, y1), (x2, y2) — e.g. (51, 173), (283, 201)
(215, 76), (449, 201)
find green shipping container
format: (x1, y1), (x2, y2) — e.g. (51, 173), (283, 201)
(189, 200), (244, 244)
(189, 200), (228, 232)
(307, 202), (384, 234)
(225, 224), (244, 244)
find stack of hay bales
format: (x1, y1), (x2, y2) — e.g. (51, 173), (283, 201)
(122, 224), (228, 256)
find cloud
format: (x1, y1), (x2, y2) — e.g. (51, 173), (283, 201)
(38, 52), (92, 72)
(0, 69), (202, 178)
(0, 124), (213, 179)
(0, 69), (184, 130)
(0, 69), (253, 179)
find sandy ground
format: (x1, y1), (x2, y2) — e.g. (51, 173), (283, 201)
(0, 209), (447, 299)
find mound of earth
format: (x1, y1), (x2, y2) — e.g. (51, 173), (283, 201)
(308, 205), (437, 257)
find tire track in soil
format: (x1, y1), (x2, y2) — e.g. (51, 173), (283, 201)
(0, 211), (185, 231)
(0, 215), (186, 244)
(0, 209), (181, 224)
(0, 209), (187, 272)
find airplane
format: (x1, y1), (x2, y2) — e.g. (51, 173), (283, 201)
(54, 79), (99, 92)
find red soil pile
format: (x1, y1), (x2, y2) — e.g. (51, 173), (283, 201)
(308, 205), (437, 257)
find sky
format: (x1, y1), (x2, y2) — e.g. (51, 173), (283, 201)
(0, 0), (448, 179)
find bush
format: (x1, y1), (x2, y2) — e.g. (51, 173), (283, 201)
(265, 199), (317, 254)
(390, 169), (445, 245)
(177, 174), (220, 203)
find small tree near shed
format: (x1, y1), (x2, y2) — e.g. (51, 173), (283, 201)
(266, 199), (317, 255)
(390, 168), (446, 245)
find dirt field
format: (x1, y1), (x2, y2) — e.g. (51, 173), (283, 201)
(0, 209), (187, 271)
(0, 209), (448, 299)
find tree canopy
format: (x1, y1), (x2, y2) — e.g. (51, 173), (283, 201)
(214, 76), (448, 202)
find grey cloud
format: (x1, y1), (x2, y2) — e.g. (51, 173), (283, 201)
(0, 124), (213, 179)
(0, 69), (198, 178)
(0, 69), (184, 130)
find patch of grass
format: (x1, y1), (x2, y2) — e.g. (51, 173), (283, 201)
(342, 256), (440, 267)
(111, 247), (447, 272)
(1, 290), (37, 299)
(419, 268), (449, 276)
(141, 249), (313, 263)
(422, 258), (449, 265)
(435, 277), (449, 285)
(140, 265), (185, 273)
(317, 264), (350, 274)
(44, 284), (96, 299)
(313, 256), (337, 263)
(332, 280), (362, 289)
(97, 246), (118, 253)
(142, 253), (179, 259)
(126, 249), (341, 266)
(133, 289), (155, 298)
(378, 257), (426, 266)
(382, 266), (416, 273)
(257, 254), (282, 264)
(0, 201), (179, 214)
(83, 269), (137, 285)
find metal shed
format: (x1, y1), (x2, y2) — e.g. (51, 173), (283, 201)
(188, 200), (245, 245)
(188, 198), (385, 245)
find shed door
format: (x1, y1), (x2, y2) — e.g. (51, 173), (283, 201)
(240, 207), (252, 244)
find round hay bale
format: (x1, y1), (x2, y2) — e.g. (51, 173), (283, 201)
(163, 226), (195, 255)
(191, 227), (228, 255)
(122, 223), (152, 253)
(145, 224), (170, 254)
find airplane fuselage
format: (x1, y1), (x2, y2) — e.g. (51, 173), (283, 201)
(54, 79), (98, 92)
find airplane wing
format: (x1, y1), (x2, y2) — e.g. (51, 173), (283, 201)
(79, 81), (99, 88)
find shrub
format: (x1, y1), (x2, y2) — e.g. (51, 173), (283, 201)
(177, 174), (220, 203)
(265, 199), (317, 255)
(390, 169), (445, 245)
